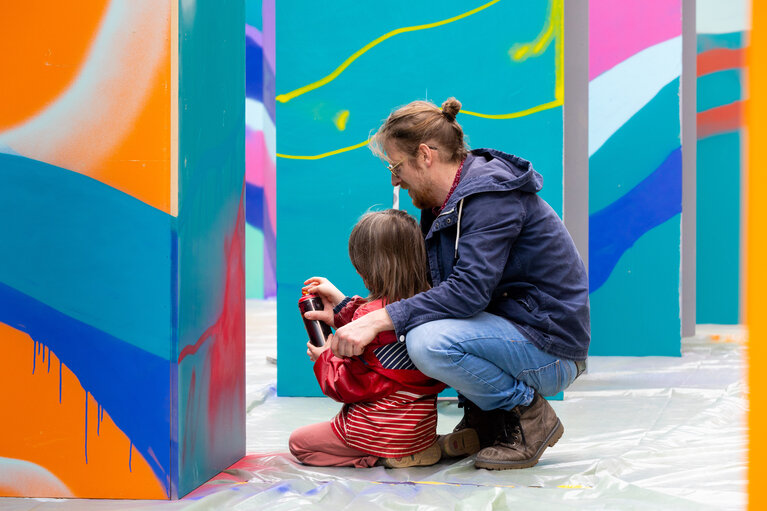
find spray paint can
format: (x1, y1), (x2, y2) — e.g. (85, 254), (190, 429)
(298, 293), (332, 347)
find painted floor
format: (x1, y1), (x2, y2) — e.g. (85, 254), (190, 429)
(0, 300), (747, 510)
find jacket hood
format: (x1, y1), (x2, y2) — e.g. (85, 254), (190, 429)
(450, 148), (543, 203)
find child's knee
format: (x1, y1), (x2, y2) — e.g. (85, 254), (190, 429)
(288, 430), (307, 458)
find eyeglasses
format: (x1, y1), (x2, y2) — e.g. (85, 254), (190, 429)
(387, 159), (405, 178)
(386, 146), (438, 178)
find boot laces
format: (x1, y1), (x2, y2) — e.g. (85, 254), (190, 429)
(499, 412), (525, 447)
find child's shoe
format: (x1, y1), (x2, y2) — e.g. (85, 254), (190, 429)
(380, 442), (441, 468)
(437, 428), (481, 457)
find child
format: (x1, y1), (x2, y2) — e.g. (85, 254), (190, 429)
(289, 209), (447, 468)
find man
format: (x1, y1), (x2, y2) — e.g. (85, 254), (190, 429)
(313, 98), (590, 470)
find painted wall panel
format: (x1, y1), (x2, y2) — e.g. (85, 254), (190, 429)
(0, 2), (174, 498)
(588, 1), (683, 355)
(696, 0), (748, 324)
(175, 0), (246, 498)
(0, 1), (244, 499)
(244, 0), (277, 299)
(276, 0), (565, 396)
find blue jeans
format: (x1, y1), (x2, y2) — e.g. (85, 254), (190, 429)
(405, 312), (578, 411)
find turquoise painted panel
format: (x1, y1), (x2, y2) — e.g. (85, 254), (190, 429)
(246, 223), (265, 299)
(697, 132), (741, 324)
(697, 31), (746, 52)
(589, 216), (682, 356)
(0, 154), (171, 360)
(277, 0), (563, 396)
(697, 70), (743, 113)
(695, 30), (745, 325)
(176, 0), (246, 497)
(590, 79), (681, 213)
(246, 0), (262, 30)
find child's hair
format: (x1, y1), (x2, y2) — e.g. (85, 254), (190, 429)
(348, 209), (430, 303)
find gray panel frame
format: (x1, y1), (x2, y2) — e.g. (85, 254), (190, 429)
(681, 0), (697, 337)
(563, 0), (589, 271)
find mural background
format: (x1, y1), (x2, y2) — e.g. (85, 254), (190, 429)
(696, 0), (749, 324)
(275, 0), (565, 396)
(588, 0), (684, 356)
(245, 0), (277, 300)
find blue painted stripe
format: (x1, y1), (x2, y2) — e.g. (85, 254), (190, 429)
(246, 36), (263, 103)
(0, 154), (172, 360)
(245, 182), (265, 229)
(590, 79), (681, 213)
(697, 31), (746, 53)
(589, 147), (682, 292)
(0, 281), (170, 495)
(697, 69), (743, 113)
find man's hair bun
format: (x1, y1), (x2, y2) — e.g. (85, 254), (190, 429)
(441, 97), (462, 122)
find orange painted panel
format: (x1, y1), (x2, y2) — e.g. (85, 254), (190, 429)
(0, 322), (167, 498)
(0, 1), (110, 131)
(95, 49), (172, 214)
(0, 1), (173, 215)
(748, 1), (765, 509)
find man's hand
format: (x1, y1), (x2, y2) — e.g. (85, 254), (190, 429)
(331, 308), (394, 357)
(307, 337), (332, 362)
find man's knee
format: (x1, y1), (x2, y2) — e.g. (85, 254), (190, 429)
(405, 321), (454, 376)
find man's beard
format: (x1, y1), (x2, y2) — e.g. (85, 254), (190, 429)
(407, 188), (431, 210)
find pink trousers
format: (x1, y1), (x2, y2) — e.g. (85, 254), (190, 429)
(289, 421), (379, 468)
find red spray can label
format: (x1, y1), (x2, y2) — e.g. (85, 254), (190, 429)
(298, 293), (332, 347)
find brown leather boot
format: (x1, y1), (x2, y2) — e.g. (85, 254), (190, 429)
(380, 442), (442, 468)
(474, 392), (564, 470)
(438, 400), (501, 458)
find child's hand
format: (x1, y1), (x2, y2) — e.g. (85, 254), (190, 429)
(307, 336), (332, 362)
(302, 277), (345, 306)
(302, 277), (345, 327)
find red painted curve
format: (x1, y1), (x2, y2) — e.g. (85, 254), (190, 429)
(698, 48), (745, 77)
(698, 101), (744, 139)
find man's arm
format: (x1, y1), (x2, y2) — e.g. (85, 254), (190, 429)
(330, 307), (393, 357)
(386, 191), (524, 337)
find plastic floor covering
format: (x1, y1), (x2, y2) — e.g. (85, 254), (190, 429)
(0, 300), (747, 510)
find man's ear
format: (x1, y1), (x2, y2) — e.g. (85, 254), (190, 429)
(418, 143), (434, 166)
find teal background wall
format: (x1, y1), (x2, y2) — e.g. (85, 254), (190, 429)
(276, 0), (564, 396)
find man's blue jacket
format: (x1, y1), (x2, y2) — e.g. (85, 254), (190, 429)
(385, 149), (590, 361)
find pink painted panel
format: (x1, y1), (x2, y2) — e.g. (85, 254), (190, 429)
(590, 0), (682, 79)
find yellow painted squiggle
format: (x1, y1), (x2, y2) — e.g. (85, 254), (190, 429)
(276, 0), (502, 104)
(277, 139), (369, 160)
(277, 0), (564, 159)
(460, 99), (562, 120)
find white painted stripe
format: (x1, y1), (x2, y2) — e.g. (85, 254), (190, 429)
(697, 0), (751, 34)
(246, 98), (276, 158)
(589, 36), (682, 157)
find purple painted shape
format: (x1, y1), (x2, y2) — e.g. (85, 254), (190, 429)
(245, 24), (262, 47)
(262, 0), (275, 72)
(590, 0), (681, 79)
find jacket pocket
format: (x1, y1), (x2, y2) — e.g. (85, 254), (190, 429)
(516, 295), (537, 312)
